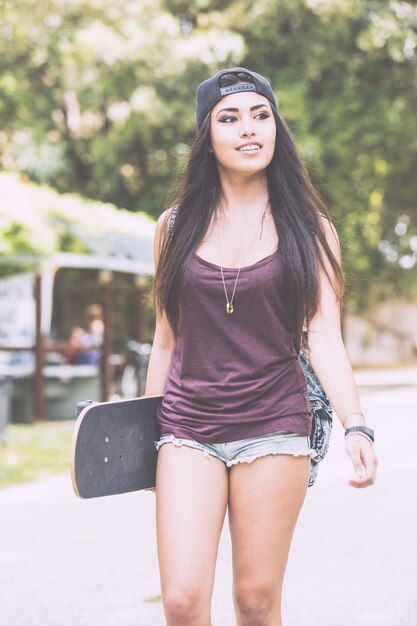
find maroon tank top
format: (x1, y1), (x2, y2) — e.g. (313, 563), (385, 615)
(157, 250), (312, 443)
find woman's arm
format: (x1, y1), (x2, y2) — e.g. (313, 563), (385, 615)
(145, 310), (175, 396)
(144, 211), (176, 397)
(307, 217), (378, 488)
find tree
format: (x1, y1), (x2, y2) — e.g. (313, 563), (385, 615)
(1, 0), (416, 310)
(0, 0), (244, 212)
(234, 0), (417, 307)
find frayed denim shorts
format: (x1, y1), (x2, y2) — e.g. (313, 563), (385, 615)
(155, 430), (315, 468)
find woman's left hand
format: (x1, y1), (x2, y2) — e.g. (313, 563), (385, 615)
(345, 435), (378, 488)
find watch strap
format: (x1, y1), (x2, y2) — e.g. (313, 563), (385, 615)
(344, 425), (374, 443)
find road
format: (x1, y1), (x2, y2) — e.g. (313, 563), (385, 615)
(0, 384), (416, 626)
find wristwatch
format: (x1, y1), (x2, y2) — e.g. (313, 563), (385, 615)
(344, 425), (374, 443)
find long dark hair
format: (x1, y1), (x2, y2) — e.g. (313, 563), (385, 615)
(155, 71), (343, 349)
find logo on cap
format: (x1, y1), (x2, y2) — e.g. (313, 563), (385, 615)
(219, 83), (256, 96)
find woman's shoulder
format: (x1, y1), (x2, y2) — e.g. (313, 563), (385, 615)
(156, 207), (169, 227)
(315, 212), (338, 237)
(316, 212), (341, 261)
(319, 212), (339, 239)
(156, 206), (178, 228)
(155, 206), (177, 236)
(154, 206), (179, 256)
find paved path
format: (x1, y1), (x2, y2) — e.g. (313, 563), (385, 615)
(353, 366), (417, 389)
(1, 385), (416, 626)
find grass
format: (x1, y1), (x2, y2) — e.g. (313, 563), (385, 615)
(0, 420), (75, 489)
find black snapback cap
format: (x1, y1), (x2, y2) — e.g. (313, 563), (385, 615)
(196, 67), (277, 128)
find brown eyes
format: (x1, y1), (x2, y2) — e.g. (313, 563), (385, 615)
(219, 112), (270, 123)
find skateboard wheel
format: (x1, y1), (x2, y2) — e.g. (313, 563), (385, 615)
(75, 400), (97, 417)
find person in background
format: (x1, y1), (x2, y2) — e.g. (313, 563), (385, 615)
(68, 304), (104, 365)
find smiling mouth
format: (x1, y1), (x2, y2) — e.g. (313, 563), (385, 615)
(237, 144), (261, 152)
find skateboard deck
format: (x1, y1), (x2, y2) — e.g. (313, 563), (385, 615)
(71, 395), (163, 499)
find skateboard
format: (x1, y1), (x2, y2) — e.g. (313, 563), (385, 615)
(71, 395), (163, 499)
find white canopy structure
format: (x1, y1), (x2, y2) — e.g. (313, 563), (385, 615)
(0, 172), (155, 333)
(0, 173), (156, 420)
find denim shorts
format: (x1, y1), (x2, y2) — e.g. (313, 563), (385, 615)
(155, 431), (315, 468)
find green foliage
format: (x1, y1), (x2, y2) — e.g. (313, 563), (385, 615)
(1, 0), (416, 310)
(0, 172), (154, 259)
(236, 0), (417, 308)
(0, 0), (245, 214)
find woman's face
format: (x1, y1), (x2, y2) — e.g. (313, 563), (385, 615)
(210, 91), (276, 177)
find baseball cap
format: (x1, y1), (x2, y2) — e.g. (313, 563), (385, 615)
(196, 67), (277, 128)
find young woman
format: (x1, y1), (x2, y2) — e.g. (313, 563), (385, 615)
(145, 67), (378, 626)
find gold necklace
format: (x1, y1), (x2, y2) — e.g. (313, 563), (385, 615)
(219, 207), (268, 315)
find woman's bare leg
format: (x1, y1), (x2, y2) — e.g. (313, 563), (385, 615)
(229, 454), (310, 626)
(156, 444), (229, 626)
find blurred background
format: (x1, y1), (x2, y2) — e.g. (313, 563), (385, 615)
(0, 0), (416, 481)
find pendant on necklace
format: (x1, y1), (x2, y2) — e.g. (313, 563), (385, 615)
(226, 302), (234, 315)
